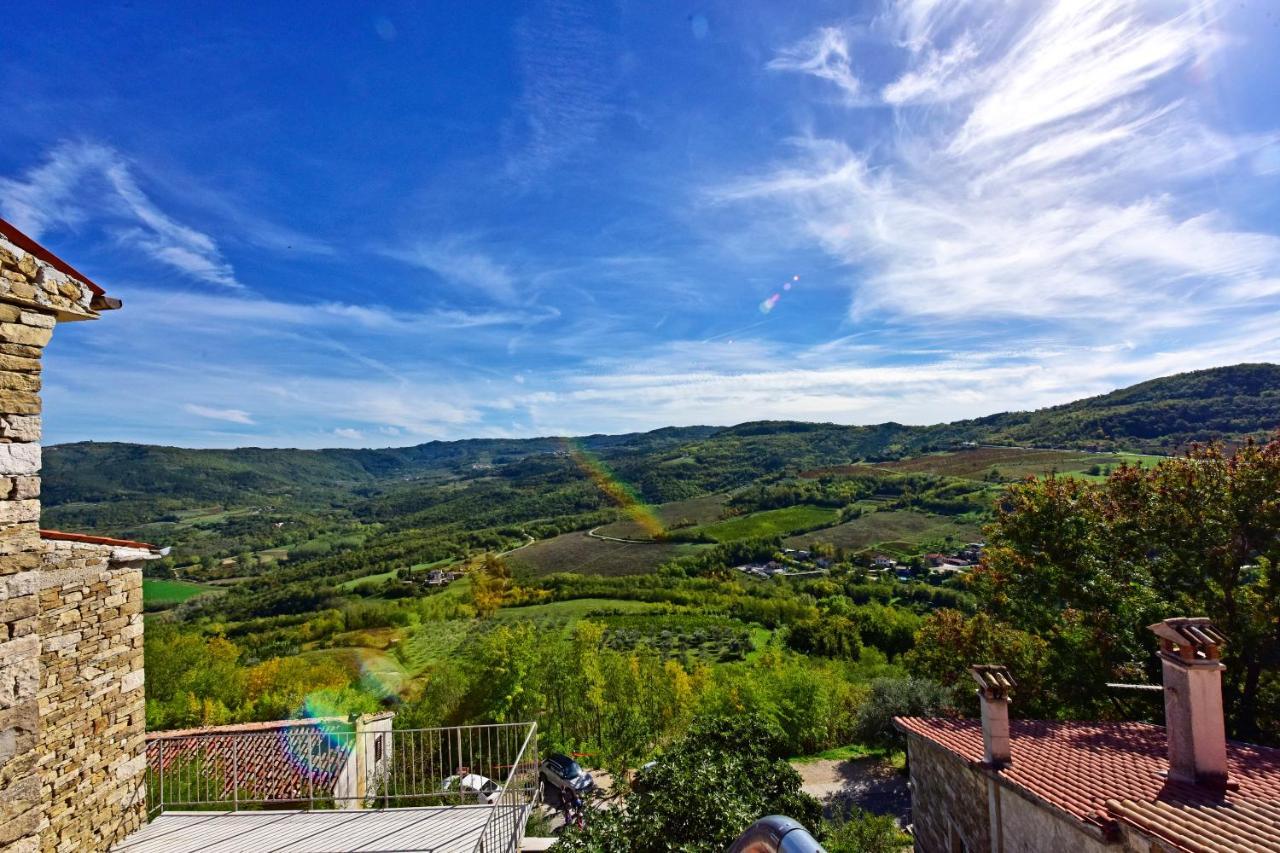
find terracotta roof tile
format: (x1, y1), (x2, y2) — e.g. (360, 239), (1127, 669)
(147, 719), (356, 803)
(895, 717), (1280, 851)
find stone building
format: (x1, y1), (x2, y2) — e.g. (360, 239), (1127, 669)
(895, 618), (1280, 853)
(0, 219), (164, 852)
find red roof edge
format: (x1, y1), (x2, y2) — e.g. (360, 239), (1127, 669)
(40, 529), (157, 551)
(148, 716), (353, 740)
(0, 216), (107, 297)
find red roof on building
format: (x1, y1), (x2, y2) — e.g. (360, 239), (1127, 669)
(895, 717), (1280, 852)
(0, 217), (106, 296)
(40, 529), (157, 551)
(147, 718), (358, 804)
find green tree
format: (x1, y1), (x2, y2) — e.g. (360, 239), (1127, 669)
(976, 438), (1280, 741)
(851, 677), (951, 748)
(905, 610), (1051, 716)
(556, 713), (821, 853)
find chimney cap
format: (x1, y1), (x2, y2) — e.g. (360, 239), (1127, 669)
(1149, 617), (1227, 661)
(970, 664), (1016, 698)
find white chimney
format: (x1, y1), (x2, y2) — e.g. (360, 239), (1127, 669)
(971, 664), (1015, 768)
(1149, 617), (1229, 788)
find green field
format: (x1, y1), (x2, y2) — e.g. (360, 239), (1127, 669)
(506, 531), (709, 577)
(493, 597), (664, 622)
(784, 509), (981, 554)
(142, 579), (223, 607)
(697, 505), (840, 543)
(337, 557), (456, 590)
(870, 447), (1166, 482)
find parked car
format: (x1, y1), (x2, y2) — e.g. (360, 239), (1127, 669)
(442, 773), (502, 804)
(540, 753), (594, 794)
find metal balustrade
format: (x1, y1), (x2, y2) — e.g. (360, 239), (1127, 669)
(143, 722), (538, 853)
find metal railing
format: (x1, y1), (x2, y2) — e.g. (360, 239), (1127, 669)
(475, 721), (540, 853)
(146, 721), (538, 852)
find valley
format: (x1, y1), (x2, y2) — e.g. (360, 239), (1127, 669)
(36, 363), (1280, 783)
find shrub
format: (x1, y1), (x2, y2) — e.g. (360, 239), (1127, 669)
(823, 808), (911, 853)
(852, 677), (951, 748)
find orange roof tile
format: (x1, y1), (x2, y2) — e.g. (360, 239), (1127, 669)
(895, 717), (1280, 850)
(147, 719), (357, 803)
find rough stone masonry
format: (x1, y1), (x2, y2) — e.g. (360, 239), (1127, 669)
(0, 221), (149, 853)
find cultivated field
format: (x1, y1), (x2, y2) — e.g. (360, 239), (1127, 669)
(506, 531), (708, 577)
(697, 505), (840, 543)
(784, 509), (981, 554)
(592, 493), (731, 539)
(874, 447), (1165, 481)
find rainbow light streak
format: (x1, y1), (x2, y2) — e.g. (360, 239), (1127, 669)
(268, 693), (357, 781)
(564, 439), (666, 538)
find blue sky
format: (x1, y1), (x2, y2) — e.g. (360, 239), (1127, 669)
(3, 0), (1279, 448)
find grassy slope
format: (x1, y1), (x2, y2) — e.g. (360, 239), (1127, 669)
(142, 579), (223, 606)
(785, 510), (981, 554)
(506, 532), (709, 577)
(872, 447), (1166, 481)
(593, 494), (730, 539)
(698, 505), (840, 543)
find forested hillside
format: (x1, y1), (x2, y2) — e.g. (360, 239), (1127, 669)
(932, 363), (1280, 449)
(42, 364), (1280, 533)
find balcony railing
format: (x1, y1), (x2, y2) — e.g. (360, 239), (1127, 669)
(145, 721), (539, 853)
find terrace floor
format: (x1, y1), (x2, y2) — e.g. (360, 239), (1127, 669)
(113, 807), (494, 853)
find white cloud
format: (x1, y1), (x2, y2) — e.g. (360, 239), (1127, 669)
(183, 403), (255, 425)
(882, 33), (979, 105)
(725, 0), (1280, 335)
(767, 27), (863, 100)
(384, 238), (520, 304)
(0, 141), (244, 289)
(333, 428), (364, 440)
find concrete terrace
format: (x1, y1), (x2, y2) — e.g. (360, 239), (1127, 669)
(113, 807), (499, 853)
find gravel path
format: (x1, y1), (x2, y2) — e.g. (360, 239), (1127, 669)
(794, 758), (911, 821)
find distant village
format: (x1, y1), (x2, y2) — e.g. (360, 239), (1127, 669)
(734, 542), (985, 582)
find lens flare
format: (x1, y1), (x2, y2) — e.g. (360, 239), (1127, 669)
(564, 439), (665, 538)
(268, 694), (356, 782)
(759, 274), (801, 313)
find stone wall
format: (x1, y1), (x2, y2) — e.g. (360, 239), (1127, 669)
(36, 539), (147, 852)
(0, 224), (116, 853)
(905, 732), (1137, 853)
(905, 732), (993, 852)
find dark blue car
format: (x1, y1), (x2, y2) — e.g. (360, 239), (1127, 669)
(540, 753), (595, 794)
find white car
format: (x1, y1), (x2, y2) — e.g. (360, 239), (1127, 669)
(442, 773), (502, 804)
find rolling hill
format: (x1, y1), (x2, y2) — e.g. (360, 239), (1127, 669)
(41, 364), (1280, 534)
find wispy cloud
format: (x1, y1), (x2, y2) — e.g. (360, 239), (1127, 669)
(183, 403), (255, 424)
(333, 427), (364, 441)
(767, 26), (863, 101)
(384, 238), (521, 304)
(881, 33), (979, 105)
(725, 0), (1280, 335)
(505, 0), (615, 184)
(0, 141), (245, 289)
